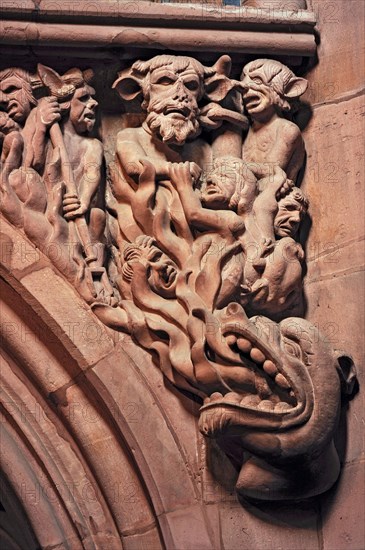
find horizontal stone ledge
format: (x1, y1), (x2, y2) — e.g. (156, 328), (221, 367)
(0, 20), (317, 56)
(0, 1), (317, 31)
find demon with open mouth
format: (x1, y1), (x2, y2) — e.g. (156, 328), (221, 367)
(1, 54), (357, 504)
(95, 141), (357, 502)
(93, 54), (358, 501)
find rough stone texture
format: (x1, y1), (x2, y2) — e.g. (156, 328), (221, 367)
(20, 267), (116, 367)
(320, 460), (365, 550)
(219, 501), (320, 550)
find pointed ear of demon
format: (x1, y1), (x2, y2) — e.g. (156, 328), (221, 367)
(204, 55), (237, 102)
(284, 75), (308, 99)
(112, 67), (144, 101)
(113, 55), (237, 104)
(334, 351), (358, 396)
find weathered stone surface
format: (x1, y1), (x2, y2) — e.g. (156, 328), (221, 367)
(321, 460), (365, 550)
(0, 277), (78, 393)
(306, 272), (364, 466)
(162, 504), (216, 550)
(303, 95), (364, 249)
(20, 267), (115, 366)
(0, 216), (47, 276)
(305, 272), (365, 362)
(304, 0), (365, 105)
(122, 528), (162, 550)
(219, 500), (320, 550)
(60, 381), (158, 536)
(91, 345), (202, 513)
(0, 351), (121, 548)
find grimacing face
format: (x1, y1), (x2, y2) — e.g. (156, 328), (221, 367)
(201, 161), (238, 209)
(146, 245), (179, 299)
(147, 65), (202, 119)
(0, 75), (32, 124)
(240, 67), (277, 117)
(69, 84), (98, 134)
(274, 196), (304, 238)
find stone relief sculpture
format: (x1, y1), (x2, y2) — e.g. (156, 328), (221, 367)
(240, 59), (308, 182)
(0, 55), (357, 502)
(0, 65), (115, 304)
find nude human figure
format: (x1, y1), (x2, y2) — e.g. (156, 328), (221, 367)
(240, 59), (308, 183)
(0, 67), (61, 171)
(109, 54), (242, 243)
(167, 158), (307, 318)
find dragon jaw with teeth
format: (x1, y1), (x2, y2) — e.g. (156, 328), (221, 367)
(196, 303), (357, 500)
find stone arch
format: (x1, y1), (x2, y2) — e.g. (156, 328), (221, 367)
(0, 218), (215, 549)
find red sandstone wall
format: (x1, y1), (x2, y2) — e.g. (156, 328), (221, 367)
(303, 1), (365, 548)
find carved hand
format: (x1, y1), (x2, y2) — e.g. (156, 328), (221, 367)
(189, 162), (202, 183)
(0, 112), (20, 135)
(38, 96), (62, 128)
(276, 178), (294, 200)
(63, 192), (88, 220)
(199, 102), (225, 129)
(168, 161), (199, 188)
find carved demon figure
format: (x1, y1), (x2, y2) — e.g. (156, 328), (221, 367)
(0, 55), (357, 503)
(240, 59), (308, 183)
(100, 54), (357, 502)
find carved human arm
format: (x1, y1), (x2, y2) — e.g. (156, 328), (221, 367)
(168, 162), (244, 237)
(23, 97), (61, 171)
(199, 103), (249, 131)
(116, 128), (172, 181)
(130, 159), (158, 236)
(63, 139), (103, 220)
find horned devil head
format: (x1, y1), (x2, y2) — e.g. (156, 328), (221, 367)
(240, 59), (308, 118)
(112, 54), (235, 145)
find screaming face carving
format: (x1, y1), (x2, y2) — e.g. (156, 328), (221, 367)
(144, 62), (202, 145)
(122, 236), (179, 300)
(198, 306), (356, 500)
(274, 187), (308, 238)
(113, 54), (233, 146)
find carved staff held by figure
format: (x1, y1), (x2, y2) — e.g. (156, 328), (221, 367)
(37, 64), (115, 304)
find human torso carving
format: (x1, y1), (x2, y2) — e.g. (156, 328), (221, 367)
(0, 55), (356, 502)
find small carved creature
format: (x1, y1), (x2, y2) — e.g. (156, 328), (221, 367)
(240, 59), (308, 182)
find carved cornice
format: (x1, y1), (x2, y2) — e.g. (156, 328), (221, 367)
(0, 1), (317, 57)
